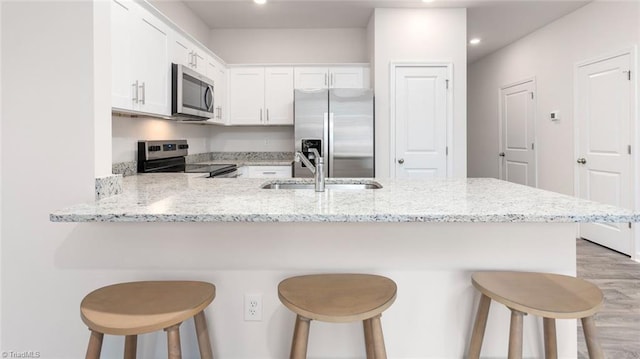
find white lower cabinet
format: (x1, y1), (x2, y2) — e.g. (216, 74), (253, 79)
(237, 166), (292, 178)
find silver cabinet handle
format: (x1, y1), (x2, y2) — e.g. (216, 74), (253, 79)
(188, 51), (193, 67)
(260, 109), (263, 123)
(331, 73), (334, 87)
(398, 159), (405, 164)
(139, 82), (146, 105)
(498, 152), (505, 157)
(132, 80), (139, 103)
(325, 73), (328, 86)
(194, 52), (198, 68)
(577, 158), (587, 164)
(263, 172), (277, 175)
(267, 109), (270, 123)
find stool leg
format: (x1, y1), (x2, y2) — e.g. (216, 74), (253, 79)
(370, 314), (388, 359)
(85, 330), (104, 359)
(124, 335), (137, 359)
(363, 319), (375, 359)
(543, 318), (557, 359)
(194, 311), (214, 359)
(508, 310), (524, 359)
(581, 316), (604, 359)
(468, 294), (491, 359)
(290, 315), (311, 359)
(165, 324), (183, 359)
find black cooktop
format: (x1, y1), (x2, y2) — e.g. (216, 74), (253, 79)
(184, 163), (237, 176)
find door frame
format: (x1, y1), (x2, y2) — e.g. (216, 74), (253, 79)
(573, 46), (638, 261)
(497, 77), (538, 187)
(389, 62), (454, 178)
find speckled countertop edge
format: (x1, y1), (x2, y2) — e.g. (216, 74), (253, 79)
(51, 176), (640, 224)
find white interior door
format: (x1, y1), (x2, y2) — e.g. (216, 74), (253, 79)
(500, 80), (536, 186)
(577, 53), (633, 255)
(394, 66), (448, 178)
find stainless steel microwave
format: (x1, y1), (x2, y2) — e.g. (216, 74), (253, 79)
(171, 63), (215, 121)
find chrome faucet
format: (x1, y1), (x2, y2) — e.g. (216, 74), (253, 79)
(295, 149), (325, 192)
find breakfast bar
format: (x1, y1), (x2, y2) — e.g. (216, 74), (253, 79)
(51, 176), (638, 358)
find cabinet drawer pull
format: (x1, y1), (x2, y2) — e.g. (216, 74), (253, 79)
(263, 172), (277, 175)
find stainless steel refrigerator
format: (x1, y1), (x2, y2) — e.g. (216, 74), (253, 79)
(294, 88), (374, 178)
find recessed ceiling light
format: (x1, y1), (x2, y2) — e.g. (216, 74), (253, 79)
(254, 0), (267, 4)
(469, 38), (481, 45)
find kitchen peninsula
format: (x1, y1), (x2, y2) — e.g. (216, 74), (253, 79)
(51, 176), (638, 358)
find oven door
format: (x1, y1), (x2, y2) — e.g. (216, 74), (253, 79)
(172, 63), (215, 120)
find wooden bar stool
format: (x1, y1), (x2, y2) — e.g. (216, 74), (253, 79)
(80, 281), (216, 359)
(468, 271), (604, 359)
(278, 273), (397, 359)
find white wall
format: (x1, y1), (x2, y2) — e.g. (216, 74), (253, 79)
(468, 1), (640, 196)
(1, 2), (96, 355)
(366, 15), (375, 85)
(112, 115), (216, 163)
(94, 0), (112, 176)
(373, 8), (467, 178)
(209, 126), (294, 152)
(148, 0), (210, 47)
(0, 0), (3, 348)
(209, 28), (368, 64)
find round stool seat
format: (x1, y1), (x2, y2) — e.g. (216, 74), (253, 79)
(81, 281), (215, 335)
(278, 273), (397, 323)
(472, 271), (603, 319)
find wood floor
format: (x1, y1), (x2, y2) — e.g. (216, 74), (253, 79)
(577, 238), (640, 359)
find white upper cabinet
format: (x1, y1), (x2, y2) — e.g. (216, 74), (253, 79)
(111, 0), (170, 116)
(229, 67), (294, 126)
(229, 67), (266, 125)
(330, 66), (366, 89)
(294, 66), (369, 90)
(294, 67), (330, 90)
(111, 0), (134, 110)
(171, 32), (206, 74)
(205, 56), (228, 125)
(264, 67), (294, 125)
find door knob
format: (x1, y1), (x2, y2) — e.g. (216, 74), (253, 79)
(398, 159), (405, 164)
(577, 158), (587, 164)
(498, 152), (505, 157)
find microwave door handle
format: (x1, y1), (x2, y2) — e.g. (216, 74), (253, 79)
(204, 85), (214, 112)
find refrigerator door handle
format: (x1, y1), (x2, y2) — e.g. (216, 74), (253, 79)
(328, 112), (335, 177)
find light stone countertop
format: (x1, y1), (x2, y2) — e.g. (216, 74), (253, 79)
(50, 175), (639, 223)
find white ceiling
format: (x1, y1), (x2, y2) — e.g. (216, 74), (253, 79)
(180, 0), (590, 63)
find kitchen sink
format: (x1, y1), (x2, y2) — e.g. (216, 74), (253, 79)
(260, 180), (383, 190)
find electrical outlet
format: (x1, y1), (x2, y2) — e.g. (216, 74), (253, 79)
(244, 294), (262, 321)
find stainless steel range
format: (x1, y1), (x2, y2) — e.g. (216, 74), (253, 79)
(137, 140), (237, 178)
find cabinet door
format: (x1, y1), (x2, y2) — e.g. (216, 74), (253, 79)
(329, 67), (364, 89)
(206, 57), (227, 124)
(132, 6), (170, 116)
(294, 67), (329, 90)
(171, 33), (192, 67)
(192, 52), (206, 74)
(111, 0), (134, 110)
(265, 67), (294, 125)
(229, 67), (265, 125)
